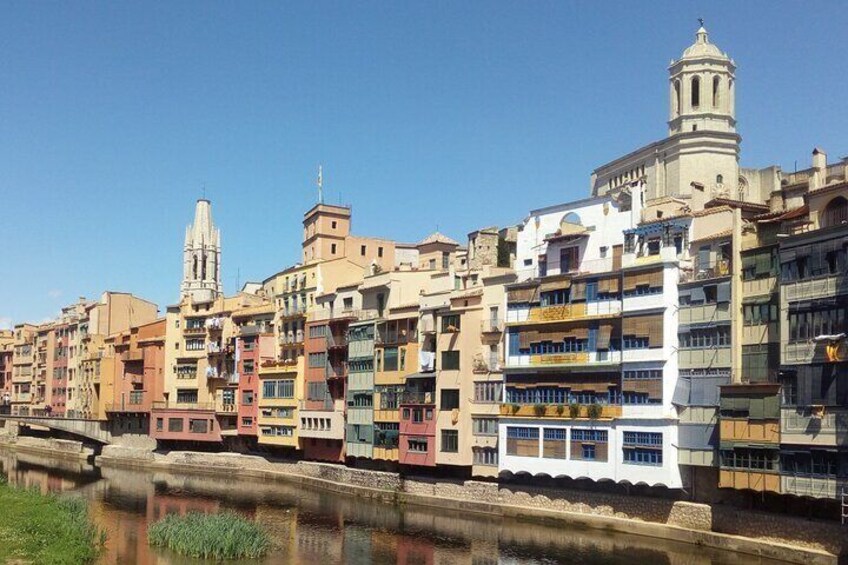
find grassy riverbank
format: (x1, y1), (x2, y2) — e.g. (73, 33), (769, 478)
(148, 511), (270, 559)
(0, 478), (103, 564)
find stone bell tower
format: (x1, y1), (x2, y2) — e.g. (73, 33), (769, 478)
(181, 199), (222, 302)
(668, 24), (736, 136)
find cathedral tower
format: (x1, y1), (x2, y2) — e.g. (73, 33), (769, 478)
(181, 199), (222, 302)
(668, 24), (736, 136)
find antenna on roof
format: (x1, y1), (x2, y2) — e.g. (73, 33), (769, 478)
(317, 165), (324, 204)
(202, 182), (206, 200)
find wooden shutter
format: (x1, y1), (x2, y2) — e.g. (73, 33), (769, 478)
(647, 315), (664, 347)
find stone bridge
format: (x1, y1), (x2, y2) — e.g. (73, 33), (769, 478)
(0, 415), (155, 450)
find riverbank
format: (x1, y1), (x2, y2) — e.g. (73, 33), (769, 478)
(0, 478), (103, 564)
(91, 444), (844, 565)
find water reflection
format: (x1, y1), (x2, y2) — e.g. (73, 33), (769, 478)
(0, 448), (781, 565)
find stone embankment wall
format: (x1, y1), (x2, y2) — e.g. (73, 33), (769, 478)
(97, 446), (844, 564)
(0, 430), (94, 460)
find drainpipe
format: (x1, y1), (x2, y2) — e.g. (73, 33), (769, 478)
(731, 207), (743, 384)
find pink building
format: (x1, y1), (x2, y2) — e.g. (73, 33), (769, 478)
(50, 324), (69, 416)
(235, 329), (274, 438)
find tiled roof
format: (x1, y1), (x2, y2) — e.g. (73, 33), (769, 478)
(419, 232), (459, 246)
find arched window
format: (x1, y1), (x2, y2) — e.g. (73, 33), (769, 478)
(716, 174), (724, 184)
(192, 255), (198, 279)
(673, 80), (681, 116)
(822, 196), (848, 227)
(712, 76), (720, 108)
(691, 76), (700, 108)
(562, 212), (582, 226)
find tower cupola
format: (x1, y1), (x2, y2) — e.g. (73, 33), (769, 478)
(668, 24), (736, 135)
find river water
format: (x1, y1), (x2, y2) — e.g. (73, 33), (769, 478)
(0, 448), (784, 565)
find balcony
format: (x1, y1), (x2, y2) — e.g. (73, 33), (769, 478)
(481, 319), (504, 334)
(720, 419), (780, 444)
(326, 333), (348, 349)
(106, 392), (148, 413)
(783, 272), (847, 303)
(679, 258), (732, 284)
(12, 393), (31, 403)
(216, 402), (237, 414)
(719, 470), (780, 493)
(782, 340), (845, 365)
(121, 350), (144, 362)
(152, 401), (216, 411)
(325, 363), (347, 380)
(472, 354), (501, 373)
(527, 303), (586, 323)
(298, 399), (345, 439)
(679, 303), (731, 326)
(205, 317), (224, 331)
(504, 350), (621, 369)
(399, 391), (435, 405)
(207, 342), (233, 356)
(499, 403), (622, 420)
(280, 305), (307, 318)
(183, 325), (206, 336)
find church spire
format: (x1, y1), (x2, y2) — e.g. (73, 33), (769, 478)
(181, 198), (222, 302)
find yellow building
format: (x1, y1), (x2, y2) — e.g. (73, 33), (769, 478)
(257, 358), (303, 449)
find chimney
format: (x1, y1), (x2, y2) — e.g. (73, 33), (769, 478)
(811, 147), (827, 190)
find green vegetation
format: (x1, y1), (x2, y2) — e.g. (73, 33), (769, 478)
(148, 511), (270, 560)
(586, 403), (602, 419)
(0, 478), (104, 565)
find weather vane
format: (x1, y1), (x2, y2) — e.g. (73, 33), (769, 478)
(698, 17), (704, 27)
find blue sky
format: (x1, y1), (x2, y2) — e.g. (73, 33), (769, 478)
(1, 1), (846, 326)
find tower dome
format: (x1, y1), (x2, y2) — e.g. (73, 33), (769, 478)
(668, 24), (736, 136)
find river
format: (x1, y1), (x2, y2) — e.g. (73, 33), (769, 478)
(0, 447), (785, 564)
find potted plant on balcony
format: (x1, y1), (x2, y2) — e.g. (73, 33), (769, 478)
(533, 404), (546, 417)
(555, 404), (565, 416)
(586, 403), (602, 419)
(510, 403), (520, 415)
(568, 402), (581, 419)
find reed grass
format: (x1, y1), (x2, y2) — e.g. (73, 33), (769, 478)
(148, 511), (270, 559)
(0, 478), (104, 564)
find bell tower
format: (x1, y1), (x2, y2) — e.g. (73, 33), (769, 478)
(668, 24), (736, 136)
(181, 199), (222, 302)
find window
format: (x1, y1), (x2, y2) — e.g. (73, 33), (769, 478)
(542, 428), (567, 459)
(383, 347), (398, 371)
(402, 408), (410, 420)
(156, 418), (163, 431)
(343, 297), (353, 310)
(506, 427), (539, 457)
(622, 431), (662, 466)
(473, 447), (498, 466)
(309, 352), (327, 368)
(474, 381), (502, 403)
(442, 252), (450, 270)
(242, 360), (254, 374)
(185, 339), (204, 351)
(678, 327), (731, 349)
(441, 351), (460, 370)
(189, 419), (209, 433)
(241, 417), (253, 428)
(361, 245), (366, 256)
(691, 76), (700, 108)
(331, 243), (337, 254)
(374, 423), (399, 448)
(176, 389), (198, 404)
(582, 444), (596, 460)
(309, 325), (327, 338)
(441, 389), (460, 410)
(472, 417), (498, 436)
(441, 430), (458, 452)
(242, 390), (254, 405)
(168, 418), (184, 432)
(412, 408), (423, 423)
(408, 437), (428, 452)
(712, 75), (720, 107)
(332, 221), (337, 229)
(378, 246), (384, 258)
(441, 314), (461, 332)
